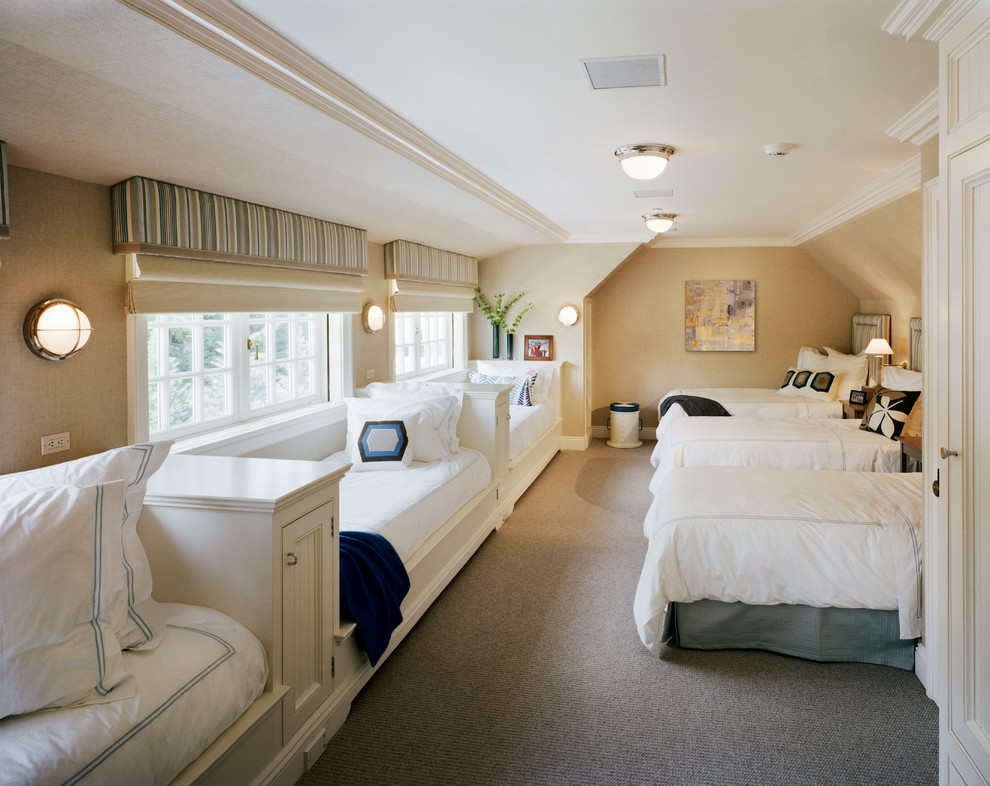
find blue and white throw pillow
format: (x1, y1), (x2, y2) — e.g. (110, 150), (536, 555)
(348, 413), (418, 471)
(468, 370), (537, 406)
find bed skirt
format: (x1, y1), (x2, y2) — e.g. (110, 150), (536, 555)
(662, 600), (917, 670)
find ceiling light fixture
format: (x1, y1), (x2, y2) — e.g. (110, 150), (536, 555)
(614, 144), (675, 180)
(764, 143), (795, 157)
(643, 211), (676, 233)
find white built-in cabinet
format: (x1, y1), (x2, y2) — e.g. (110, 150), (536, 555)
(138, 454), (349, 755)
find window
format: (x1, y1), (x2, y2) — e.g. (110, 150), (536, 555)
(393, 311), (456, 379)
(144, 312), (342, 440)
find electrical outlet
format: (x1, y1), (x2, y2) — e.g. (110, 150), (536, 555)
(41, 432), (70, 455)
(366, 368), (375, 379)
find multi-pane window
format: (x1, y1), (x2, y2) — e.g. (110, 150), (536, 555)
(393, 311), (454, 379)
(146, 312), (332, 439)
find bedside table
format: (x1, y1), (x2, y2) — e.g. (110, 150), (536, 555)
(842, 401), (867, 419)
(897, 435), (922, 472)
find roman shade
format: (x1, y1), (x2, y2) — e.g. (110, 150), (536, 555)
(112, 176), (367, 313)
(0, 141), (9, 240)
(385, 240), (477, 313)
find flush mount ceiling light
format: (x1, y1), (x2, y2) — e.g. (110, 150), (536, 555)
(23, 298), (92, 360)
(643, 211), (676, 233)
(764, 143), (795, 157)
(614, 144), (675, 180)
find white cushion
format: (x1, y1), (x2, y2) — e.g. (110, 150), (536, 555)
(0, 481), (134, 719)
(346, 396), (459, 462)
(881, 366), (922, 391)
(778, 368), (837, 401)
(796, 346), (825, 368)
(0, 443), (172, 650)
(347, 411), (418, 471)
(364, 385), (462, 454)
(476, 360), (554, 402)
(810, 348), (870, 402)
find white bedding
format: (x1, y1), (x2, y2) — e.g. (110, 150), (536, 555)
(0, 603), (268, 786)
(648, 416), (901, 487)
(634, 466), (923, 655)
(330, 448), (492, 562)
(509, 401), (556, 460)
(658, 387), (843, 422)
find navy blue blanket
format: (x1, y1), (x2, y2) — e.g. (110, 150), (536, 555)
(339, 531), (411, 666)
(659, 395), (731, 418)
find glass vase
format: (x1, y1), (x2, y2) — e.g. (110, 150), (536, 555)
(506, 333), (514, 360)
(492, 324), (500, 358)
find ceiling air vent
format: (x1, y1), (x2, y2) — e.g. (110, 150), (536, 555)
(581, 55), (666, 89)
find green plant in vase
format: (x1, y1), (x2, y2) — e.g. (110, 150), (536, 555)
(503, 299), (533, 360)
(473, 288), (532, 359)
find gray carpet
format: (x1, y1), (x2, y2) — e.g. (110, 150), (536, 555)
(299, 440), (938, 785)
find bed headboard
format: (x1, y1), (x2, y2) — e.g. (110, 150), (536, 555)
(909, 317), (922, 372)
(851, 313), (891, 355)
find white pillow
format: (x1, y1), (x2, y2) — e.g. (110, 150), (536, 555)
(365, 385), (462, 454)
(778, 368), (837, 401)
(346, 396), (459, 462)
(477, 360), (554, 402)
(796, 346), (825, 369)
(818, 348), (870, 402)
(348, 411), (418, 471)
(0, 443), (172, 650)
(0, 481), (134, 719)
(881, 366), (923, 392)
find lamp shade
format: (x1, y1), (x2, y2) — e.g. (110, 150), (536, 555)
(615, 144), (674, 180)
(23, 299), (92, 360)
(864, 338), (893, 356)
(643, 211), (676, 233)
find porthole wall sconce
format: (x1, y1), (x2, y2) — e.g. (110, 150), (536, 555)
(643, 211), (677, 234)
(23, 298), (92, 360)
(557, 305), (580, 327)
(614, 143), (675, 180)
(362, 302), (386, 334)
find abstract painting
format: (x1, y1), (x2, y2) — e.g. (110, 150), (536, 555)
(685, 280), (755, 351)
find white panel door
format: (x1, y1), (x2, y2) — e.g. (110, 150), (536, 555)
(941, 134), (990, 786)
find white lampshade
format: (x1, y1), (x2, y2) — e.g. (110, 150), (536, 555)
(643, 211), (676, 233)
(24, 299), (92, 360)
(615, 144), (674, 180)
(864, 338), (893, 356)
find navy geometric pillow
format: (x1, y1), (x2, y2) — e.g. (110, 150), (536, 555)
(780, 369), (795, 389)
(859, 388), (921, 439)
(809, 371), (835, 393)
(357, 420), (409, 463)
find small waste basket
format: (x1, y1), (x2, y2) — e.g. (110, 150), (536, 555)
(607, 402), (642, 448)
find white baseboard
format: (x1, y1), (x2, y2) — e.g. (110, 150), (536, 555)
(561, 435), (590, 451)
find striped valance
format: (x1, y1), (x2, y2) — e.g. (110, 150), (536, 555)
(0, 141), (9, 240)
(384, 240), (478, 286)
(111, 176), (367, 275)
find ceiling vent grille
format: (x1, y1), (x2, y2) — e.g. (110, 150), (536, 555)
(581, 55), (666, 89)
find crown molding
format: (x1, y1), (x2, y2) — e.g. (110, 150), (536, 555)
(923, 0), (980, 40)
(789, 154), (922, 246)
(885, 89), (939, 144)
(117, 0), (569, 243)
(882, 0), (980, 41)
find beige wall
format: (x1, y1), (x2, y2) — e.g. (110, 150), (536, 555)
(350, 241), (390, 388)
(474, 243), (640, 442)
(590, 245), (861, 430)
(0, 167), (128, 473)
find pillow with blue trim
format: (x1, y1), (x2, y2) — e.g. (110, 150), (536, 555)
(345, 396), (458, 463)
(468, 370), (537, 406)
(860, 387), (921, 439)
(778, 367), (837, 401)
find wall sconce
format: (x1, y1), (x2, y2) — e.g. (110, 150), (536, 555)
(23, 299), (92, 360)
(557, 305), (580, 327)
(362, 302), (385, 334)
(864, 337), (893, 387)
(643, 211), (676, 233)
(614, 143), (675, 180)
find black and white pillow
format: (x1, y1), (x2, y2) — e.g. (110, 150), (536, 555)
(778, 368), (836, 401)
(860, 388), (921, 439)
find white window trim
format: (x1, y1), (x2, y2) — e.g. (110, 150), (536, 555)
(127, 313), (353, 454)
(389, 311), (468, 382)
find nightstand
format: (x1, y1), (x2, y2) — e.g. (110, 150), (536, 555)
(842, 401), (867, 419)
(897, 435), (922, 472)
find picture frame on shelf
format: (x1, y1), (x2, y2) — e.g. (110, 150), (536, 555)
(524, 335), (553, 361)
(849, 389), (867, 405)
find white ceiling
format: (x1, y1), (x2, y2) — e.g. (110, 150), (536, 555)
(0, 0), (937, 259)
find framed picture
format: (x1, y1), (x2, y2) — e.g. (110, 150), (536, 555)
(849, 389), (867, 405)
(524, 335), (553, 361)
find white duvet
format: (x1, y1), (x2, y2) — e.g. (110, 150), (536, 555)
(649, 417), (901, 489)
(658, 387), (843, 422)
(331, 448), (492, 562)
(634, 466), (923, 655)
(0, 603), (268, 786)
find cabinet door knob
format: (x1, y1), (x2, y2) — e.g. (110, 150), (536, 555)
(940, 447), (959, 459)
(286, 552), (298, 566)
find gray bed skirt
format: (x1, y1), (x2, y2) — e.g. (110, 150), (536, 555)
(662, 600), (917, 670)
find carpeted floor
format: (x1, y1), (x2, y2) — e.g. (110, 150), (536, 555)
(299, 440), (938, 785)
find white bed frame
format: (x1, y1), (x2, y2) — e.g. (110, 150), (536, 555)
(139, 385), (510, 785)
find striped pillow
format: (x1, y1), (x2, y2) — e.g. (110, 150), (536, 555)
(468, 371), (537, 406)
